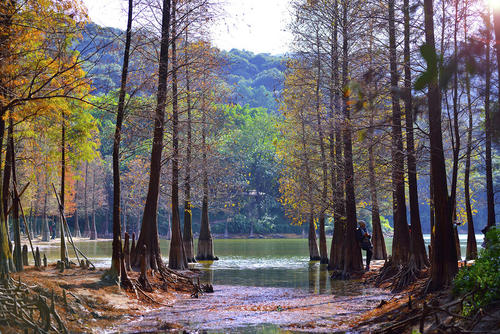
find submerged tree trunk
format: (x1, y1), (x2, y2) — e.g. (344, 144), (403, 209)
(90, 167), (97, 240)
(196, 92), (215, 261)
(168, 0), (188, 269)
(388, 0), (411, 267)
(42, 186), (50, 242)
(314, 30), (328, 264)
(132, 0), (171, 271)
(424, 0), (458, 290)
(84, 162), (90, 238)
(308, 208), (320, 261)
(403, 0), (428, 269)
(340, 1), (362, 275)
(60, 111), (67, 264)
(74, 180), (81, 238)
(182, 15), (195, 263)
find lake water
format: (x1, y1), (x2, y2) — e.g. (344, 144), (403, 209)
(40, 234), (482, 294)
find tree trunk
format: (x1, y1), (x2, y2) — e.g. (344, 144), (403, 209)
(132, 0), (171, 271)
(168, 0), (188, 269)
(182, 15), (195, 263)
(424, 0), (458, 291)
(90, 166), (97, 240)
(60, 111), (67, 264)
(314, 30), (328, 264)
(42, 186), (50, 242)
(463, 11), (477, 261)
(9, 116), (22, 271)
(388, 0), (411, 267)
(74, 180), (81, 238)
(110, 0), (132, 277)
(196, 90), (215, 262)
(84, 162), (90, 238)
(341, 1), (362, 275)
(328, 0), (345, 271)
(486, 6), (496, 232)
(403, 0), (428, 269)
(368, 123), (386, 260)
(308, 208), (320, 261)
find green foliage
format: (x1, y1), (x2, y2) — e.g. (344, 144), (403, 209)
(453, 227), (500, 316)
(380, 216), (394, 235)
(223, 49), (285, 111)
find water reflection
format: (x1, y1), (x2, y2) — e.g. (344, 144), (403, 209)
(39, 235), (479, 294)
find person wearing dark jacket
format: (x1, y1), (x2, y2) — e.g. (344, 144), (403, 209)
(356, 220), (373, 271)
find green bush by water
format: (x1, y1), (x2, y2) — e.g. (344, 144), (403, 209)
(453, 227), (500, 316)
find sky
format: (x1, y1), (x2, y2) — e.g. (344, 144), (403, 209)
(82, 0), (292, 55)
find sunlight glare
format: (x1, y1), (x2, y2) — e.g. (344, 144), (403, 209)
(488, 0), (500, 10)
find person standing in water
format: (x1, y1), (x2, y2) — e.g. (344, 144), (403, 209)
(356, 220), (373, 271)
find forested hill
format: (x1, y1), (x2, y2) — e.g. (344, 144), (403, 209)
(76, 23), (285, 111)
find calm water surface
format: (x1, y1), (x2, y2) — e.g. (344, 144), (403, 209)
(40, 234), (481, 294)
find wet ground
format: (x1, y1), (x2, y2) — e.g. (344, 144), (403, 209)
(122, 284), (392, 333)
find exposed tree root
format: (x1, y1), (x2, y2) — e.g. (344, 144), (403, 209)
(0, 275), (69, 333)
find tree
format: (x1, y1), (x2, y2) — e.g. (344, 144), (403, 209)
(132, 0), (172, 271)
(110, 0), (133, 278)
(168, 0), (188, 269)
(423, 0), (458, 290)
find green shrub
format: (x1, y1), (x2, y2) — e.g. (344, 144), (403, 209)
(453, 227), (500, 316)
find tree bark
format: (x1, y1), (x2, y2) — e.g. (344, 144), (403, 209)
(60, 111), (67, 264)
(463, 10), (477, 261)
(90, 166), (97, 240)
(424, 0), (458, 291)
(74, 180), (81, 238)
(110, 0), (132, 276)
(368, 119), (386, 260)
(9, 116), (22, 271)
(132, 0), (171, 271)
(487, 6), (497, 231)
(196, 86), (215, 262)
(183, 19), (195, 263)
(340, 0), (362, 274)
(388, 0), (411, 267)
(403, 0), (428, 269)
(84, 162), (90, 238)
(328, 0), (345, 271)
(168, 0), (188, 269)
(314, 29), (328, 264)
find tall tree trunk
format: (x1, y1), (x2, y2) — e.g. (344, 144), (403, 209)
(74, 180), (81, 238)
(403, 0), (428, 269)
(90, 166), (97, 240)
(42, 184), (50, 242)
(84, 162), (90, 238)
(132, 0), (171, 270)
(424, 0), (458, 290)
(183, 24), (195, 263)
(60, 111), (67, 263)
(308, 206), (320, 261)
(449, 0), (460, 237)
(314, 30), (328, 264)
(168, 0), (188, 269)
(196, 89), (215, 261)
(486, 6), (496, 232)
(328, 0), (344, 271)
(368, 118), (386, 260)
(463, 11), (477, 260)
(341, 1), (362, 275)
(388, 0), (411, 267)
(110, 0), (132, 276)
(9, 116), (22, 271)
